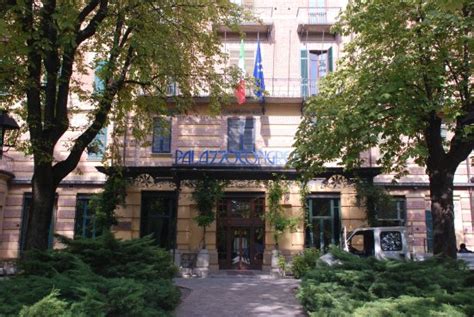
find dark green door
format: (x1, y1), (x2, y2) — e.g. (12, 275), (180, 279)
(141, 192), (177, 250)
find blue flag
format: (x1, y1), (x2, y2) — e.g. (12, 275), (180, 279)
(253, 41), (265, 102)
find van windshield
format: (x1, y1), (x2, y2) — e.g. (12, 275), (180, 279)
(348, 230), (375, 257)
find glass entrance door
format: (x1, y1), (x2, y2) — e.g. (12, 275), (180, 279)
(217, 194), (265, 270)
(231, 228), (250, 270)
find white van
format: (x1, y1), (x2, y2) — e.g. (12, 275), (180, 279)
(344, 226), (410, 260)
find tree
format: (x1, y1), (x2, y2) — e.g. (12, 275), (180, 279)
(0, 0), (243, 251)
(290, 0), (473, 258)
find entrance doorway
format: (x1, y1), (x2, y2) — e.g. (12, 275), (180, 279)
(141, 191), (177, 250)
(217, 193), (265, 270)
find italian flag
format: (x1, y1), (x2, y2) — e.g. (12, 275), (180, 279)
(234, 39), (246, 105)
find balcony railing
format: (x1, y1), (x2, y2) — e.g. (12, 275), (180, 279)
(167, 78), (322, 99)
(296, 7), (342, 26)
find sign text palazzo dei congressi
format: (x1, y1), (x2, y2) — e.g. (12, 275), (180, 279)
(175, 149), (290, 166)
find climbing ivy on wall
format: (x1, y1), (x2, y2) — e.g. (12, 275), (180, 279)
(89, 167), (128, 232)
(355, 179), (393, 227)
(190, 175), (227, 248)
(266, 178), (300, 249)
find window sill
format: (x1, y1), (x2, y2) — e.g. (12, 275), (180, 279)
(151, 153), (173, 158)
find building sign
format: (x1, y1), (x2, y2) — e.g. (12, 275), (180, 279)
(175, 149), (291, 166)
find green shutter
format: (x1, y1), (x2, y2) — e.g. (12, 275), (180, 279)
(328, 47), (333, 72)
(425, 210), (433, 253)
(301, 49), (308, 98)
(94, 61), (106, 93)
(48, 211), (54, 249)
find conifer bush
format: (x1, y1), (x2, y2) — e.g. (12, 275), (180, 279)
(297, 248), (474, 316)
(0, 233), (180, 316)
(291, 248), (320, 279)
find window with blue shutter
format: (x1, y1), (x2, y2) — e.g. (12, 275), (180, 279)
(152, 118), (171, 153)
(227, 117), (255, 152)
(75, 195), (98, 238)
(87, 127), (107, 160)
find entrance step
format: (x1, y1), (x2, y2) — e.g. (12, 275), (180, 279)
(209, 270), (277, 279)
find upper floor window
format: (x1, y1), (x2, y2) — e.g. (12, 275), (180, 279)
(377, 197), (406, 226)
(227, 117), (255, 152)
(152, 118), (171, 153)
(301, 48), (333, 97)
(87, 127), (107, 160)
(229, 49), (255, 76)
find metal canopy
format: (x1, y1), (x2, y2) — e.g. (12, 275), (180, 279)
(96, 165), (381, 182)
(0, 111), (20, 130)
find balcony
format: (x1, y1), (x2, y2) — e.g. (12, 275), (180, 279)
(217, 7), (274, 40)
(167, 78), (321, 101)
(296, 7), (341, 37)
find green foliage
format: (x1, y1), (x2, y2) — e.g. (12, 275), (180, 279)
(0, 0), (245, 251)
(191, 176), (227, 228)
(18, 290), (70, 317)
(298, 250), (474, 316)
(298, 180), (310, 222)
(354, 180), (393, 226)
(290, 0), (473, 258)
(0, 234), (179, 316)
(89, 168), (128, 231)
(277, 255), (288, 276)
(291, 0), (473, 177)
(291, 248), (320, 279)
(55, 231), (178, 280)
(266, 179), (300, 247)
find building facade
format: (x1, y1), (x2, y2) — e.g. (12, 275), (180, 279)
(0, 0), (473, 272)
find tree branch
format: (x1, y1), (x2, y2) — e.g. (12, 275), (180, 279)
(78, 0), (100, 23)
(76, 0), (108, 44)
(52, 46), (135, 185)
(21, 0), (43, 144)
(51, 0), (108, 144)
(40, 0), (60, 133)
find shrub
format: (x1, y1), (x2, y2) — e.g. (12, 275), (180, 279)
(0, 234), (180, 317)
(297, 251), (474, 316)
(56, 231), (178, 280)
(291, 248), (320, 279)
(18, 290), (70, 317)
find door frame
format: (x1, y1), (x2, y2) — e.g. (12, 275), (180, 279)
(217, 192), (265, 270)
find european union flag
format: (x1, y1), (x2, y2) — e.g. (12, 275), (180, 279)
(253, 41), (265, 102)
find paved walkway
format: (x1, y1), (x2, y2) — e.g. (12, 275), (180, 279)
(174, 276), (305, 317)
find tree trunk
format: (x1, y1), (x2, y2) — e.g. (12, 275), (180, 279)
(429, 167), (457, 258)
(23, 164), (57, 251)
